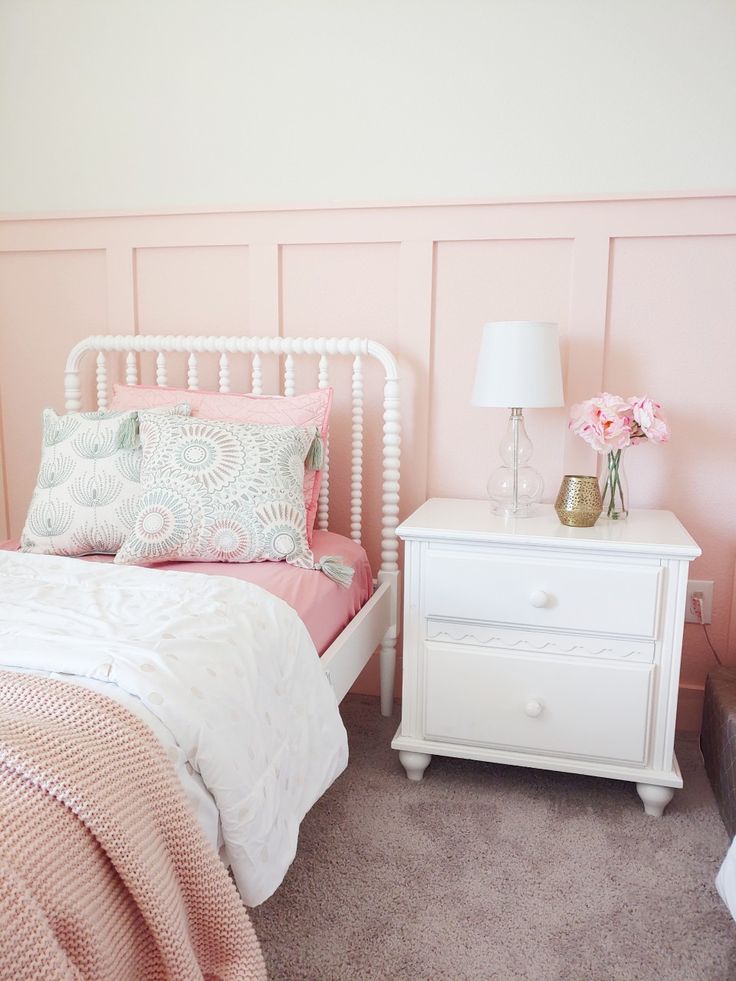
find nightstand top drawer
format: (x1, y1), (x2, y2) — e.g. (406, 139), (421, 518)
(397, 499), (700, 560)
(423, 547), (661, 637)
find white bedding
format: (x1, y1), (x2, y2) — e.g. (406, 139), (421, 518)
(716, 836), (736, 920)
(0, 551), (348, 906)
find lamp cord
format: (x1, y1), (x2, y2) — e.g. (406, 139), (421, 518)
(703, 622), (723, 666)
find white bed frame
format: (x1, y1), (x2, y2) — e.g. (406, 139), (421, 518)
(64, 335), (400, 716)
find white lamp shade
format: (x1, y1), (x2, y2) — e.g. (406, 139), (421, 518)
(472, 321), (564, 408)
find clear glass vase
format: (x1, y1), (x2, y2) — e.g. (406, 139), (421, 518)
(599, 449), (628, 520)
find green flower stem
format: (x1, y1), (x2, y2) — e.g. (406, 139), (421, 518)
(603, 449), (626, 519)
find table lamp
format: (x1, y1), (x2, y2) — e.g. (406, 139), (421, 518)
(472, 321), (564, 517)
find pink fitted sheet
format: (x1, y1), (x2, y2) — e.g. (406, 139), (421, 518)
(0, 531), (373, 656)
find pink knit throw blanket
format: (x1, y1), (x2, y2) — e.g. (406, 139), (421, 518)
(0, 670), (267, 980)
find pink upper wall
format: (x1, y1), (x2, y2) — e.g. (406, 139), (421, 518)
(0, 195), (734, 730)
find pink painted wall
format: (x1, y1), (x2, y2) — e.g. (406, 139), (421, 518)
(0, 195), (734, 731)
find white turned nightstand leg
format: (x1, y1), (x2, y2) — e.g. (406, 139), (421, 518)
(399, 751), (432, 782)
(636, 782), (675, 817)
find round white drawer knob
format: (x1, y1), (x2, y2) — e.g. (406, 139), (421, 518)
(529, 589), (549, 608)
(525, 699), (544, 718)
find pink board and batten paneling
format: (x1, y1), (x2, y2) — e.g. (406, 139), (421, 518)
(0, 194), (734, 730)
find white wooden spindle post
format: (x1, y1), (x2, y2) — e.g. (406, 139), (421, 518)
(379, 374), (401, 716)
(251, 354), (263, 395)
(317, 354), (330, 530)
(125, 352), (138, 385)
(284, 353), (295, 397)
(96, 352), (108, 409)
(187, 353), (199, 390)
(380, 376), (401, 571)
(219, 353), (230, 393)
(350, 355), (363, 543)
(64, 370), (82, 412)
(156, 352), (168, 387)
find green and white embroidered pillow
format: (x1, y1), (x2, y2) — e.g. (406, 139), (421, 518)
(20, 406), (189, 557)
(114, 414), (344, 578)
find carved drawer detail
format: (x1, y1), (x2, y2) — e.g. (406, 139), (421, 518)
(425, 618), (656, 664)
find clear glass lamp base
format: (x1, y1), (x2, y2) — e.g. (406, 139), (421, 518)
(487, 465), (544, 518)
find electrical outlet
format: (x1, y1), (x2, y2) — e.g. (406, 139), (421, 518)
(685, 580), (713, 624)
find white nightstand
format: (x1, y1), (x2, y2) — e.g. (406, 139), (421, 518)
(391, 499), (701, 816)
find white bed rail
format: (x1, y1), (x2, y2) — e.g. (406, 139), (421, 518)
(65, 334), (401, 715)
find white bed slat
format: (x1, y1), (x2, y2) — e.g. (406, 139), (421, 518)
(350, 356), (363, 544)
(317, 354), (330, 531)
(283, 353), (295, 397)
(187, 353), (199, 390)
(125, 352), (138, 386)
(156, 352), (168, 387)
(219, 353), (230, 393)
(96, 352), (107, 409)
(251, 354), (263, 395)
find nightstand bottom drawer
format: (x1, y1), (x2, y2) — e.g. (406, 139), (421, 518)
(423, 644), (653, 765)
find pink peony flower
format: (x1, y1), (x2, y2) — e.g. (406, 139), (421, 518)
(568, 393), (633, 453)
(629, 397), (670, 444)
(569, 392), (670, 453)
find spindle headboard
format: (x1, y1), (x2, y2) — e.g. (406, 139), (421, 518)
(64, 334), (401, 716)
(64, 335), (401, 582)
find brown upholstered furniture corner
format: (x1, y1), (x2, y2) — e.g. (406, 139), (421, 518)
(701, 666), (736, 838)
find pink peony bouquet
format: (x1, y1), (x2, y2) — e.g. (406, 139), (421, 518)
(569, 393), (670, 520)
(569, 393), (670, 453)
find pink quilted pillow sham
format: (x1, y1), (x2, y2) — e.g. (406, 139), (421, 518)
(110, 384), (332, 543)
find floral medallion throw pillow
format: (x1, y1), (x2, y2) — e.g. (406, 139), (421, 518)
(20, 406), (190, 557)
(115, 414), (328, 573)
(110, 384), (333, 545)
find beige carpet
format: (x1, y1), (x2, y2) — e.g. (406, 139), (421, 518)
(251, 696), (736, 981)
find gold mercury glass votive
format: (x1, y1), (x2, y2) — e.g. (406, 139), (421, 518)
(554, 475), (603, 527)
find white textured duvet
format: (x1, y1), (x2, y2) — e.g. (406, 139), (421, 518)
(0, 551), (348, 906)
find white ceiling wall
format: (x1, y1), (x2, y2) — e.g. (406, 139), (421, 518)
(1, 0), (734, 214)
